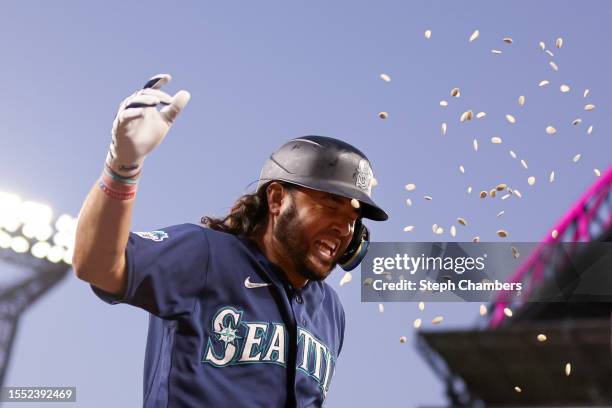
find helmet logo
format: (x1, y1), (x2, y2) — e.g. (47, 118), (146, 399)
(356, 159), (372, 195)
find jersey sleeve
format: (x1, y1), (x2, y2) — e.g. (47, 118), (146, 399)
(338, 304), (346, 356)
(90, 223), (210, 318)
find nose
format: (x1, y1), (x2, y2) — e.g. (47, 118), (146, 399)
(332, 218), (354, 238)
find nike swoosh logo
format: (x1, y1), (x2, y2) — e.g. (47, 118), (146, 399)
(244, 276), (272, 289)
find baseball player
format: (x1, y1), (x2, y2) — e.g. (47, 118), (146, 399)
(73, 74), (388, 407)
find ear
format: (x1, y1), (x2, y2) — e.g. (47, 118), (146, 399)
(266, 182), (284, 216)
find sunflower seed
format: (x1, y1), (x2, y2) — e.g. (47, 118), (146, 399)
(583, 89), (590, 98)
(518, 95), (525, 106)
(406, 198), (413, 206)
(521, 159), (528, 170)
(403, 225), (415, 232)
(551, 229), (558, 239)
(504, 307), (513, 316)
(476, 111), (486, 119)
(378, 111), (388, 119)
(510, 150), (517, 159)
(549, 61), (559, 71)
(496, 183), (507, 191)
(479, 304), (487, 316)
(424, 195), (433, 201)
(498, 229), (509, 238)
(545, 49), (554, 57)
(424, 30), (432, 39)
(549, 171), (555, 183)
(514, 189), (522, 198)
(539, 80), (550, 87)
(505, 114), (516, 124)
(473, 236), (480, 242)
(537, 333), (547, 342)
(440, 100), (448, 107)
(432, 224), (439, 233)
(340, 272), (353, 286)
(490, 189), (497, 198)
(405, 183), (416, 191)
(556, 37), (563, 48)
(451, 87), (460, 97)
(467, 186), (473, 194)
(378, 303), (384, 313)
(594, 168), (601, 177)
(473, 139), (479, 151)
(572, 118), (582, 125)
(414, 318), (422, 328)
(450, 225), (457, 237)
(469, 30), (480, 42)
(460, 110), (473, 122)
(512, 246), (520, 259)
(584, 104), (595, 111)
(418, 301), (425, 311)
(435, 226), (444, 235)
(501, 194), (510, 200)
(491, 49), (502, 54)
(380, 73), (391, 82)
(503, 37), (513, 44)
(546, 126), (557, 135)
(480, 191), (487, 199)
(528, 176), (536, 186)
(441, 122), (447, 135)
(351, 198), (360, 209)
(497, 210), (505, 218)
(565, 363), (572, 376)
(459, 165), (465, 173)
(457, 217), (467, 226)
(573, 153), (581, 162)
(587, 125), (593, 134)
(491, 136), (502, 144)
(515, 386), (522, 393)
(371, 177), (378, 187)
(399, 336), (407, 343)
(363, 277), (374, 286)
(539, 41), (546, 50)
(432, 316), (444, 325)
(560, 84), (570, 93)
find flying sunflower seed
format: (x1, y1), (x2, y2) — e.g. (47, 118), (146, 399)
(424, 30), (432, 39)
(539, 80), (550, 87)
(469, 29), (480, 42)
(435, 226), (444, 235)
(512, 246), (520, 259)
(473, 139), (479, 151)
(503, 37), (513, 44)
(518, 95), (525, 106)
(371, 177), (378, 187)
(490, 189), (497, 198)
(403, 225), (415, 232)
(380, 73), (391, 82)
(521, 159), (528, 170)
(378, 303), (384, 313)
(363, 277), (374, 286)
(496, 183), (507, 191)
(424, 195), (433, 201)
(545, 49), (554, 57)
(546, 126), (557, 135)
(351, 198), (360, 209)
(491, 49), (502, 54)
(450, 225), (457, 237)
(457, 217), (467, 226)
(405, 183), (416, 191)
(498, 229), (509, 238)
(587, 125), (593, 134)
(572, 118), (582, 125)
(476, 111), (486, 119)
(431, 316), (444, 325)
(549, 171), (555, 183)
(450, 87), (460, 97)
(479, 304), (487, 316)
(594, 168), (601, 177)
(441, 122), (447, 135)
(459, 165), (465, 173)
(565, 363), (571, 376)
(473, 236), (480, 242)
(503, 307), (513, 316)
(537, 333), (547, 342)
(406, 198), (413, 206)
(439, 100), (448, 107)
(480, 191), (487, 199)
(539, 41), (546, 50)
(460, 110), (473, 122)
(510, 150), (517, 159)
(497, 210), (505, 218)
(560, 84), (570, 93)
(505, 114), (516, 124)
(378, 111), (388, 119)
(515, 386), (522, 393)
(432, 224), (439, 233)
(584, 104), (595, 111)
(399, 336), (407, 344)
(414, 318), (422, 329)
(418, 301), (425, 311)
(528, 176), (536, 186)
(467, 186), (473, 194)
(514, 190), (522, 198)
(491, 136), (502, 144)
(551, 229), (558, 239)
(501, 194), (510, 200)
(583, 89), (590, 98)
(339, 272), (353, 286)
(549, 61), (559, 71)
(556, 37), (563, 48)
(573, 153), (581, 163)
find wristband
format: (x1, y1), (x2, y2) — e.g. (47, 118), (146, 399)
(98, 165), (139, 200)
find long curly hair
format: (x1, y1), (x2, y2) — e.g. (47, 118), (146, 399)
(201, 181), (297, 237)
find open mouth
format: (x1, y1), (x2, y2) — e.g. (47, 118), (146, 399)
(314, 239), (339, 261)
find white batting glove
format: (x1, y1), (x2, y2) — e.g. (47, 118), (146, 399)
(105, 74), (191, 178)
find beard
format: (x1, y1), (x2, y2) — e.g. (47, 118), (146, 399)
(273, 198), (337, 282)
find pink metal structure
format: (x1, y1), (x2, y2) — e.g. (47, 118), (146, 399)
(489, 165), (612, 328)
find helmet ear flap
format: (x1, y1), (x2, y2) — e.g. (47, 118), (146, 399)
(338, 219), (370, 271)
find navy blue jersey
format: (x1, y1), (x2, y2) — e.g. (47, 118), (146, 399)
(91, 223), (345, 407)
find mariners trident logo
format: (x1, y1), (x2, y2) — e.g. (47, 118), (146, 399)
(355, 159), (372, 195)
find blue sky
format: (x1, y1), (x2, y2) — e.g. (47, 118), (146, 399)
(1, 1), (610, 406)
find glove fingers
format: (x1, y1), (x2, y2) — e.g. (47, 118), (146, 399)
(118, 107), (145, 122)
(140, 88), (173, 105)
(161, 90), (191, 124)
(143, 73), (172, 90)
(125, 94), (161, 109)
